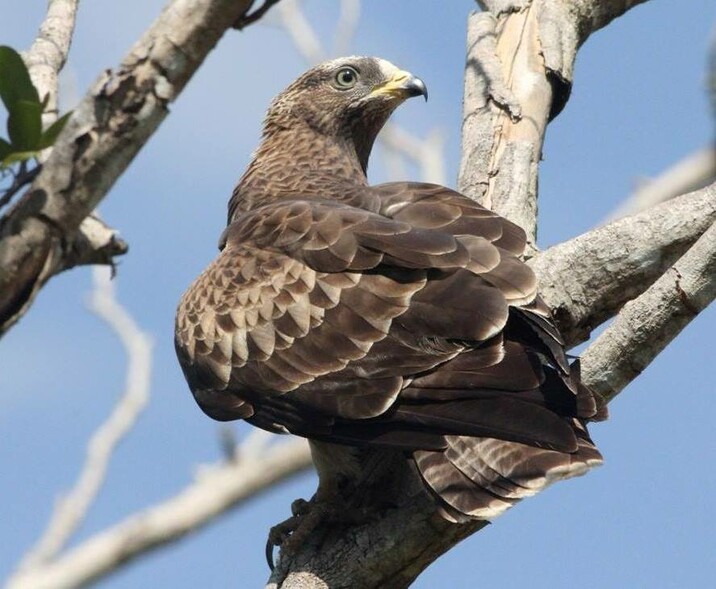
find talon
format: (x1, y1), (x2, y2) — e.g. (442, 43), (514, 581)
(265, 507), (307, 570)
(265, 538), (276, 570)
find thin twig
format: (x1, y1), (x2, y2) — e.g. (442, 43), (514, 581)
(14, 267), (152, 572)
(606, 146), (716, 220)
(332, 0), (361, 56)
(276, 0), (326, 63)
(381, 125), (447, 185)
(0, 163), (41, 211)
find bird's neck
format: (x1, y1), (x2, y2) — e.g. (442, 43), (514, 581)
(228, 124), (371, 221)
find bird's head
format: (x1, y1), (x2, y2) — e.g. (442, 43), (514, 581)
(263, 56), (427, 173)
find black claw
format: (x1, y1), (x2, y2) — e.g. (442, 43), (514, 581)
(265, 539), (276, 570)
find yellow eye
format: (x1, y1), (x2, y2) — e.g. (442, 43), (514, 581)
(334, 67), (358, 89)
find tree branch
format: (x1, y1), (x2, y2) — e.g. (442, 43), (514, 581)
(458, 8), (550, 251)
(6, 438), (312, 589)
(0, 0), (260, 338)
(24, 0), (80, 132)
(531, 183), (716, 347)
(459, 0), (653, 250)
(581, 220), (716, 402)
(13, 267), (152, 573)
(1, 0), (128, 290)
(332, 0), (361, 57)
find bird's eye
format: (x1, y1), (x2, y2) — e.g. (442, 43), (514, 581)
(334, 67), (358, 89)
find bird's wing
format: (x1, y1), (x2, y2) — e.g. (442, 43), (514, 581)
(176, 197), (504, 428)
(374, 181), (527, 256)
(176, 193), (603, 521)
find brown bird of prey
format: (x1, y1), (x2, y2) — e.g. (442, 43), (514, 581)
(175, 56), (605, 557)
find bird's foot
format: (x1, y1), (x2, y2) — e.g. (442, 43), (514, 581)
(265, 494), (374, 570)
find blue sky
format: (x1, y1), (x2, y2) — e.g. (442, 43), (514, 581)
(1, 1), (715, 587)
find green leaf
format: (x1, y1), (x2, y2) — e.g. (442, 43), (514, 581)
(0, 137), (11, 160)
(37, 111), (72, 149)
(0, 46), (40, 112)
(1, 150), (39, 169)
(7, 99), (42, 151)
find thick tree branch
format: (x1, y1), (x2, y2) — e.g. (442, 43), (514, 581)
(0, 0), (259, 338)
(10, 0), (129, 285)
(459, 0), (652, 250)
(458, 9), (546, 250)
(581, 220), (716, 402)
(6, 438), (311, 589)
(531, 184), (716, 347)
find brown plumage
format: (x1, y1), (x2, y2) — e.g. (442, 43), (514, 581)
(175, 56), (606, 527)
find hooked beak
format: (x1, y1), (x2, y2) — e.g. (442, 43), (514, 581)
(370, 70), (428, 102)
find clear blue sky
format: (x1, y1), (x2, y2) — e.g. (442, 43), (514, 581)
(1, 1), (715, 588)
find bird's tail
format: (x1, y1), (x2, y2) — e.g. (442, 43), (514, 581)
(413, 419), (603, 522)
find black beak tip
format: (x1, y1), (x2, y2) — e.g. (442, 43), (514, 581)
(407, 77), (428, 102)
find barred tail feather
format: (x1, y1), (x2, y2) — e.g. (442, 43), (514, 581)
(414, 421), (603, 523)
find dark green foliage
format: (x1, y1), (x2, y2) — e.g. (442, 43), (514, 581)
(0, 45), (72, 169)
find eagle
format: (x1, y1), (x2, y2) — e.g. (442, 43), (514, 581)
(175, 56), (605, 552)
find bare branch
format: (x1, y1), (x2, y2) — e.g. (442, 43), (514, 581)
(332, 0), (361, 57)
(7, 438), (311, 589)
(0, 0), (263, 338)
(380, 125), (447, 185)
(607, 146), (716, 220)
(61, 214), (129, 271)
(532, 183), (716, 347)
(0, 0), (126, 328)
(24, 0), (80, 131)
(276, 0), (326, 63)
(13, 267), (152, 573)
(582, 220), (716, 402)
(478, 1), (652, 85)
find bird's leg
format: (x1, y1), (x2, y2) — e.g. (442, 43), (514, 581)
(266, 475), (349, 570)
(267, 442), (388, 569)
(265, 497), (313, 569)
